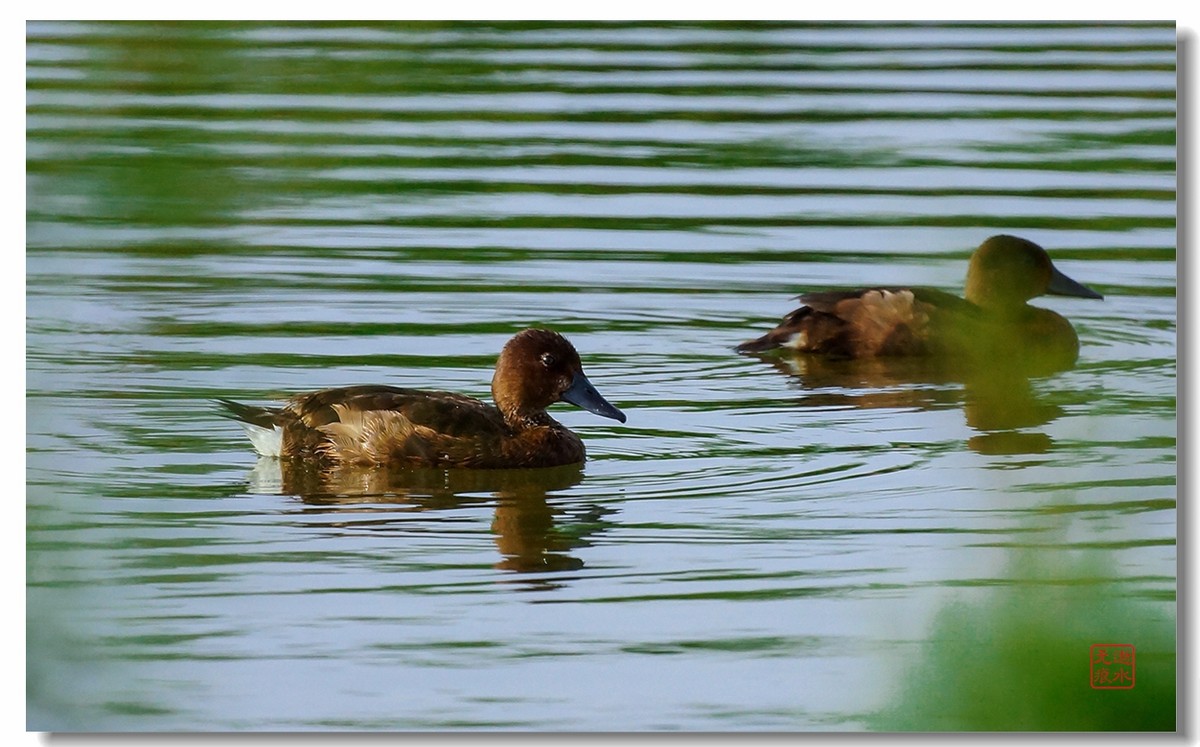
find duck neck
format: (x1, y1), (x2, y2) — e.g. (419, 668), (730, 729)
(979, 296), (1046, 324)
(975, 298), (1031, 319)
(493, 388), (557, 431)
(500, 406), (557, 431)
(966, 284), (1034, 318)
(964, 263), (1040, 314)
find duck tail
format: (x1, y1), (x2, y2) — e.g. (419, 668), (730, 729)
(215, 399), (284, 458)
(214, 398), (279, 428)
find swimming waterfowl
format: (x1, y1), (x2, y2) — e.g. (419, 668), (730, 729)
(219, 328), (626, 469)
(736, 235), (1103, 371)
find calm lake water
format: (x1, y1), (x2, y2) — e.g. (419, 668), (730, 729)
(26, 21), (1176, 731)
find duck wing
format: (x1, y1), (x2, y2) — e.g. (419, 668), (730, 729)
(280, 385), (509, 465)
(739, 286), (980, 357)
(796, 287), (977, 315)
(285, 385), (501, 434)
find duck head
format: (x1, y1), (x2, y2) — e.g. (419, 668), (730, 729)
(492, 328), (627, 426)
(964, 235), (1103, 311)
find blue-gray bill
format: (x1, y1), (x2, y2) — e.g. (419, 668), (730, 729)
(1047, 265), (1104, 299)
(561, 372), (627, 423)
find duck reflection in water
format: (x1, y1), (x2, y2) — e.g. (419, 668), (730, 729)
(737, 236), (1103, 455)
(220, 328), (626, 578)
(757, 355), (1064, 455)
(244, 460), (611, 576)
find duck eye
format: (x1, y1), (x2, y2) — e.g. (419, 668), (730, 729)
(540, 352), (556, 368)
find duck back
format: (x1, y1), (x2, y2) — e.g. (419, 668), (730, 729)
(738, 287), (975, 358)
(223, 385), (586, 469)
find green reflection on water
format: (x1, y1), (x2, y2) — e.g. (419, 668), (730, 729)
(870, 550), (1175, 732)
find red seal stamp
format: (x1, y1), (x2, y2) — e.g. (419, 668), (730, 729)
(1090, 643), (1135, 689)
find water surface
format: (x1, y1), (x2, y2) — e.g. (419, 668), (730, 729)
(26, 21), (1176, 731)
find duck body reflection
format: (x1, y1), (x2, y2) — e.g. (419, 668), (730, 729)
(247, 459), (606, 575)
(757, 349), (1067, 456)
(737, 235), (1103, 376)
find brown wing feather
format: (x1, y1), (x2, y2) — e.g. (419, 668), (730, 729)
(316, 404), (501, 466)
(832, 289), (930, 356)
(286, 386), (502, 432)
(740, 287), (957, 357)
(277, 385), (510, 465)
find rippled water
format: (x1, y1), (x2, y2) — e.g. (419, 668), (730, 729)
(26, 22), (1176, 731)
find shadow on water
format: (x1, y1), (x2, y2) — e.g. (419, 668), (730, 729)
(241, 460), (611, 577)
(743, 351), (1073, 456)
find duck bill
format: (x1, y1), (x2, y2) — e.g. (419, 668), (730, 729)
(561, 372), (627, 423)
(1047, 265), (1103, 300)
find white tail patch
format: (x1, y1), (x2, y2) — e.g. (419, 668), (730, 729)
(782, 330), (808, 350)
(239, 422), (283, 458)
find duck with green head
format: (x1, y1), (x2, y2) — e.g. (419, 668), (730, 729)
(736, 235), (1103, 373)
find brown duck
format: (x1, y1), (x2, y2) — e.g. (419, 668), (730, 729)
(736, 235), (1103, 371)
(219, 328), (626, 468)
